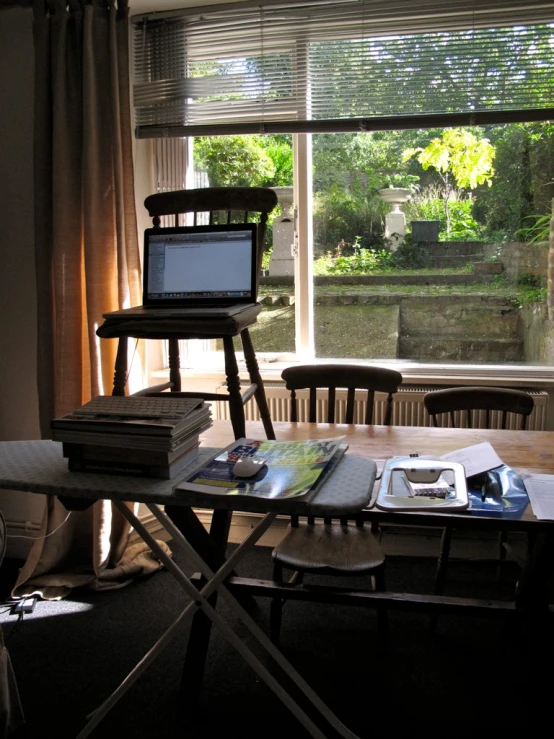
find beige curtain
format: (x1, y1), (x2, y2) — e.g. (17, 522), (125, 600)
(14, 0), (163, 600)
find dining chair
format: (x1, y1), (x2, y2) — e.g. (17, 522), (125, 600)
(423, 385), (535, 602)
(96, 186), (278, 442)
(269, 363), (403, 644)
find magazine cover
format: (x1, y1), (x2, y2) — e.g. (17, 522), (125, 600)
(176, 437), (347, 501)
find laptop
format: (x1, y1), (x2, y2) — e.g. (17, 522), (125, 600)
(103, 223), (259, 319)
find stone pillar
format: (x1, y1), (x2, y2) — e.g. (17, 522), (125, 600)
(268, 186), (295, 277)
(385, 208), (407, 251)
(378, 187), (413, 251)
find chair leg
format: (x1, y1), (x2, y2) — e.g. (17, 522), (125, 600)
(270, 561), (285, 644)
(222, 336), (246, 440)
(240, 328), (276, 440)
(112, 338), (128, 396)
(167, 338), (182, 392)
(434, 525), (452, 595)
(373, 567), (388, 642)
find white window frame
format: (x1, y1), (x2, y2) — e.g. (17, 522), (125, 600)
(129, 2), (554, 420)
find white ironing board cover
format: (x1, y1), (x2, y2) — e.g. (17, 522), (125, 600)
(0, 441), (376, 516)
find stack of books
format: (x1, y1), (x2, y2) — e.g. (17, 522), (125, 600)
(51, 395), (212, 479)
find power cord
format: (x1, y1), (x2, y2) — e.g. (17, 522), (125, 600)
(4, 609), (27, 642)
(7, 511), (72, 540)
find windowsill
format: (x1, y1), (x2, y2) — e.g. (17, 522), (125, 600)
(151, 354), (554, 388)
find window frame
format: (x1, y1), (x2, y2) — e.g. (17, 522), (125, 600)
(130, 0), (554, 395)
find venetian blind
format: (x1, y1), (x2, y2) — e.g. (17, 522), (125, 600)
(132, 0), (554, 138)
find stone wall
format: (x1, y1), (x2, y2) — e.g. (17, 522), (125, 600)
(495, 242), (548, 284)
(248, 293), (542, 363)
(521, 301), (554, 362)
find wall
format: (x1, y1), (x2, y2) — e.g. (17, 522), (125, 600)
(497, 241), (549, 283)
(0, 7), (44, 555)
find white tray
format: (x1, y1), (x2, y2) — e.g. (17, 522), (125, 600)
(376, 456), (469, 512)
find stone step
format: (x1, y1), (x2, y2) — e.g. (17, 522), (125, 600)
(424, 256), (482, 269)
(264, 271), (497, 288)
(313, 273), (485, 286)
(400, 336), (524, 362)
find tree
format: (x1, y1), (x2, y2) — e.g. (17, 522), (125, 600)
(403, 129), (495, 233)
(194, 134), (293, 189)
(194, 135), (275, 187)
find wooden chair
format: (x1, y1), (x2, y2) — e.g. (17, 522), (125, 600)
(269, 363), (403, 644)
(96, 187), (278, 441)
(423, 385), (535, 603)
(424, 386), (534, 431)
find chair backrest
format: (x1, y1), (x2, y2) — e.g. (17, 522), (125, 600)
(281, 364), (403, 424)
(143, 187), (278, 295)
(423, 386), (534, 430)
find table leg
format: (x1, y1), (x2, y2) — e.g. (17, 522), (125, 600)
(514, 531), (553, 670)
(179, 507), (230, 703)
(240, 328), (276, 440)
(164, 505), (257, 705)
(430, 524), (452, 632)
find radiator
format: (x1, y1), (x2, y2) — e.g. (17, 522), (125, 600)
(215, 383), (549, 430)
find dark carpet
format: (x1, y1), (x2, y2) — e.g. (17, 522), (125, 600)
(1, 545), (551, 738)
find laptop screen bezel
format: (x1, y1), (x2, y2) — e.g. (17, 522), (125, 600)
(142, 223), (258, 307)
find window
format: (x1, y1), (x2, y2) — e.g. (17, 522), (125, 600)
(132, 0), (554, 383)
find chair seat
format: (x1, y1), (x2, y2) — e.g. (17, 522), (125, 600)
(272, 522), (385, 573)
(96, 304), (262, 340)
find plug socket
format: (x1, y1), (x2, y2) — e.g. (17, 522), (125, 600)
(11, 597), (37, 614)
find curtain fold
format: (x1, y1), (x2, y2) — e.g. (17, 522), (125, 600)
(16, 0), (157, 600)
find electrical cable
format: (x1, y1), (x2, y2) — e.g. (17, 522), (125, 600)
(4, 611), (25, 643)
(7, 511), (72, 540)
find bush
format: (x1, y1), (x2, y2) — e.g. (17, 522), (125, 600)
(313, 238), (394, 274)
(313, 184), (388, 254)
(403, 185), (485, 241)
(389, 237), (430, 269)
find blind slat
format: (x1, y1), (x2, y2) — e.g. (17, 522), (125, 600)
(132, 0), (554, 137)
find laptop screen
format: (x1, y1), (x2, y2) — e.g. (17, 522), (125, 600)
(142, 224), (258, 307)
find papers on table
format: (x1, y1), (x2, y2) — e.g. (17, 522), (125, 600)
(441, 441), (504, 478)
(440, 441), (551, 519)
(521, 475), (554, 520)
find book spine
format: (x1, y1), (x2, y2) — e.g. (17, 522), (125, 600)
(67, 446), (200, 479)
(52, 430), (180, 451)
(52, 419), (176, 436)
(62, 439), (198, 465)
(52, 421), (212, 451)
(51, 405), (210, 438)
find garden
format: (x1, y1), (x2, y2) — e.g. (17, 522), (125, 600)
(194, 124), (554, 363)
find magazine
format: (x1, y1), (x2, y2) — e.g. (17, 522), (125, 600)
(175, 437), (348, 502)
(51, 396), (210, 437)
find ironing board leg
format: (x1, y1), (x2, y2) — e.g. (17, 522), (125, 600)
(78, 503), (359, 739)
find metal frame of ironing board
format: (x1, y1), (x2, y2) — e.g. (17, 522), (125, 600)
(0, 438), (374, 739)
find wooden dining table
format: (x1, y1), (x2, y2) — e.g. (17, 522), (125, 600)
(168, 420), (554, 704)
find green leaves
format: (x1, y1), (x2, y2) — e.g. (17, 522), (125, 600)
(403, 129), (495, 190)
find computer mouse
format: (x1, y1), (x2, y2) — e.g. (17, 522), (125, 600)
(232, 456), (267, 478)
